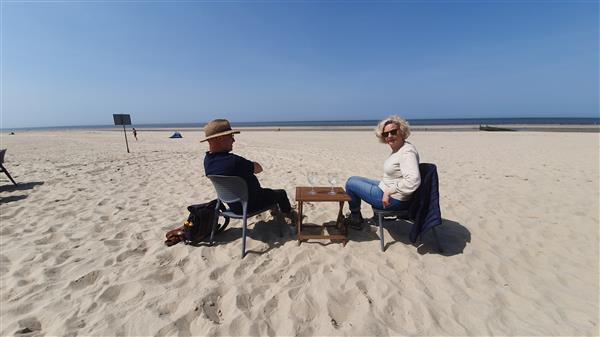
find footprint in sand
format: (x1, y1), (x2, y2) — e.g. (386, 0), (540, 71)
(65, 314), (86, 331)
(34, 233), (58, 245)
(68, 270), (102, 290)
(262, 296), (278, 317)
(290, 294), (317, 336)
(102, 239), (121, 248)
(98, 284), (122, 302)
(96, 198), (110, 206)
(145, 270), (174, 284)
(326, 289), (353, 329)
(15, 317), (41, 335)
(0, 254), (10, 275)
(115, 246), (147, 262)
(235, 291), (253, 318)
(43, 266), (60, 280)
(286, 266), (311, 289)
(201, 291), (223, 324)
(380, 295), (406, 333)
(155, 311), (197, 337)
(209, 266), (227, 281)
(54, 250), (72, 265)
(114, 231), (126, 239)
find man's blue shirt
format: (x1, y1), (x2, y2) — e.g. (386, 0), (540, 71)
(204, 151), (262, 204)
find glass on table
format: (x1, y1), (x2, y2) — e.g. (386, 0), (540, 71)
(307, 171), (318, 195)
(327, 173), (337, 195)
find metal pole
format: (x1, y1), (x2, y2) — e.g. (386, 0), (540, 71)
(123, 125), (130, 153)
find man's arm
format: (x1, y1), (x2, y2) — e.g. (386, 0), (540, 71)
(253, 162), (263, 174)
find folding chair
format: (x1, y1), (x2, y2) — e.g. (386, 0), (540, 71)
(207, 175), (277, 258)
(0, 149), (17, 186)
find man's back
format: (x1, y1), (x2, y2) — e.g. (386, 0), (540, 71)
(204, 151), (262, 209)
(201, 118), (293, 217)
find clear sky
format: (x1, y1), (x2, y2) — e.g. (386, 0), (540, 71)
(1, 1), (598, 128)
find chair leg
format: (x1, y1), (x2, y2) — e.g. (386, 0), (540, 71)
(378, 213), (385, 252)
(241, 206), (248, 259)
(432, 227), (443, 253)
(209, 201), (221, 245)
(241, 217), (247, 258)
(1, 165), (17, 185)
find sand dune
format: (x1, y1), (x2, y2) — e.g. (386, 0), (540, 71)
(0, 129), (598, 336)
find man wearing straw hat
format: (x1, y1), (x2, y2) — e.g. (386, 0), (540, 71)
(202, 118), (296, 222)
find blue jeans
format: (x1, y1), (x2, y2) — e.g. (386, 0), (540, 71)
(345, 176), (411, 217)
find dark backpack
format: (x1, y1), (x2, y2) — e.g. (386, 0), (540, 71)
(165, 199), (230, 246)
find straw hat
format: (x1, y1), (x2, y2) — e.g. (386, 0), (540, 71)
(201, 119), (240, 142)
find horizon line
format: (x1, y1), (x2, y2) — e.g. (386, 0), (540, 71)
(3, 116), (600, 130)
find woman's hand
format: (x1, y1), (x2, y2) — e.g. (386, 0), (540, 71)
(382, 191), (391, 208)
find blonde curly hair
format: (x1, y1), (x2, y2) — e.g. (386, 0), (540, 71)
(375, 115), (411, 143)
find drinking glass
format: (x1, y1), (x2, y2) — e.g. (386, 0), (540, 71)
(307, 171), (318, 195)
(327, 173), (337, 195)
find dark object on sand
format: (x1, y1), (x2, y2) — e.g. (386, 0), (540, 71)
(169, 131), (183, 138)
(164, 199), (230, 247)
(0, 149), (18, 185)
(479, 125), (516, 132)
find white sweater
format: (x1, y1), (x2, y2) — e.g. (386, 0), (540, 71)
(378, 141), (421, 201)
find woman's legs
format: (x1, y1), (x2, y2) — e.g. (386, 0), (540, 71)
(345, 176), (412, 218)
(345, 176), (382, 218)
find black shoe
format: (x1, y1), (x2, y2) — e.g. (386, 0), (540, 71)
(346, 215), (363, 230)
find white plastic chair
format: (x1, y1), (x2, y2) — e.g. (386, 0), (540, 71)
(207, 175), (277, 258)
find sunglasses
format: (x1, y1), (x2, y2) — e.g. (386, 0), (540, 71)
(382, 128), (400, 138)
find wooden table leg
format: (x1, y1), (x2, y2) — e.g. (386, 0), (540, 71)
(337, 201), (347, 246)
(296, 201), (303, 246)
(336, 201), (344, 227)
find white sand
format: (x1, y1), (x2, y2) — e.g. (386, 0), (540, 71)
(0, 129), (598, 336)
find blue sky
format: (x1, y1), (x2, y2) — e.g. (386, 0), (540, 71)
(1, 1), (598, 128)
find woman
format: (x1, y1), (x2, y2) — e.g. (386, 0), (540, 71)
(345, 115), (421, 229)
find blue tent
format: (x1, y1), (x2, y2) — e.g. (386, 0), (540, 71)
(169, 132), (182, 139)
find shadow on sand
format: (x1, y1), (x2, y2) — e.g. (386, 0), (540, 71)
(184, 215), (470, 257)
(0, 181), (44, 192)
(0, 181), (45, 204)
(349, 217), (470, 256)
(190, 217), (295, 256)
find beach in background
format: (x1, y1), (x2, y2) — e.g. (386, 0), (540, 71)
(0, 128), (598, 336)
(5, 117), (600, 133)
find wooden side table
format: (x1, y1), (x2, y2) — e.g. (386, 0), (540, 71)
(295, 186), (352, 245)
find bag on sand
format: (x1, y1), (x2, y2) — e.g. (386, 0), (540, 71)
(164, 199), (230, 246)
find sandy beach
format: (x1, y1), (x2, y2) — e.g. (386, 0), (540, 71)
(0, 128), (598, 336)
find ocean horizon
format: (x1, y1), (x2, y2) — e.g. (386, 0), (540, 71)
(3, 117), (600, 132)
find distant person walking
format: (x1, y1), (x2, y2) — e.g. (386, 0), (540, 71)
(132, 128), (138, 141)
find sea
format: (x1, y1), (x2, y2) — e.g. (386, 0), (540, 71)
(5, 117), (600, 132)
